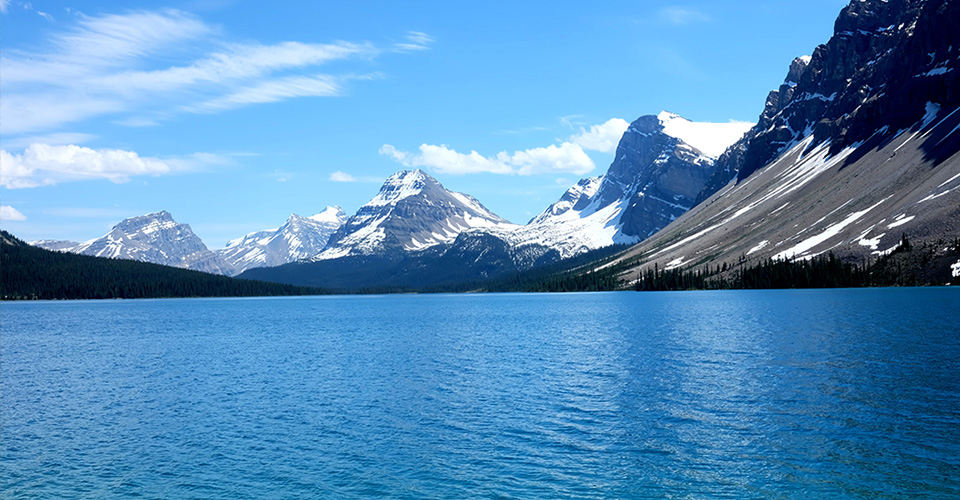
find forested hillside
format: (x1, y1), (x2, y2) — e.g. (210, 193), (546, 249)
(1, 231), (324, 300)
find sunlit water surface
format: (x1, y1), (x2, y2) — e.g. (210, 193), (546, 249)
(2, 288), (959, 498)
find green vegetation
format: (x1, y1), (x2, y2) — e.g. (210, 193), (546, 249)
(1, 231), (325, 300)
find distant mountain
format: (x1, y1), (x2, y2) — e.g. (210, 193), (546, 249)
(37, 211), (234, 275)
(316, 169), (516, 260)
(241, 171), (568, 290)
(479, 112), (751, 258)
(2, 230), (323, 300)
(601, 0), (960, 286)
(242, 118), (751, 291)
(30, 239), (80, 252)
(217, 207), (347, 275)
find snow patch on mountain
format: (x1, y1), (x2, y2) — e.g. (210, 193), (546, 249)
(67, 211), (233, 274)
(657, 111), (754, 158)
(316, 170), (516, 260)
(217, 206), (347, 275)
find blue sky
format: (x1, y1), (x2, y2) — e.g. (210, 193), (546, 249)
(1, 0), (846, 247)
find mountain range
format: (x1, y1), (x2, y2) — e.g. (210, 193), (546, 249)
(26, 0), (960, 290)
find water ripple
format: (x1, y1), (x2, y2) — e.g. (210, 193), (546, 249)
(2, 289), (959, 498)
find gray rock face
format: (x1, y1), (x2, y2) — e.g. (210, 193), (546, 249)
(317, 170), (515, 259)
(611, 115), (716, 238)
(69, 211), (234, 275)
(608, 0), (960, 281)
(217, 207), (347, 275)
(697, 0), (960, 202)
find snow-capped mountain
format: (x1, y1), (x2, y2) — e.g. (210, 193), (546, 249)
(316, 169), (516, 260)
(217, 207), (347, 275)
(30, 239), (80, 252)
(479, 112), (751, 259)
(605, 0), (960, 281)
(51, 211), (234, 275)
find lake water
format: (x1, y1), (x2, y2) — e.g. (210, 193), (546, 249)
(2, 289), (959, 498)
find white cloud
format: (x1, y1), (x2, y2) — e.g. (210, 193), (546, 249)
(511, 142), (595, 175)
(186, 74), (342, 113)
(380, 118), (628, 176)
(568, 118), (630, 153)
(37, 10), (53, 21)
(1, 205), (27, 221)
(659, 7), (710, 24)
(0, 0), (9, 14)
(381, 142), (592, 176)
(330, 171), (356, 182)
(329, 170), (382, 183)
(92, 41), (372, 95)
(0, 144), (227, 188)
(393, 31), (433, 52)
(380, 144), (515, 175)
(0, 9), (427, 134)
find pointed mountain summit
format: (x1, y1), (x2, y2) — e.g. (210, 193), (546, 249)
(67, 211), (233, 275)
(318, 169), (516, 260)
(483, 112), (751, 258)
(217, 206), (348, 275)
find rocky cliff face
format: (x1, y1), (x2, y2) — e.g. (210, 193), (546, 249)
(68, 211), (233, 275)
(698, 0), (960, 202)
(609, 113), (717, 239)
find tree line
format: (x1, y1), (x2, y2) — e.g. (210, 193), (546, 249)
(1, 231), (325, 300)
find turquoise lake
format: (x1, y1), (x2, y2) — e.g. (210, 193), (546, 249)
(2, 288), (959, 498)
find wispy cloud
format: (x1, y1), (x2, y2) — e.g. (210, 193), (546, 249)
(658, 7), (710, 25)
(186, 74), (343, 113)
(393, 31), (433, 52)
(0, 9), (430, 135)
(329, 171), (382, 183)
(0, 144), (228, 188)
(0, 0), (9, 14)
(380, 118), (628, 176)
(1, 205), (27, 221)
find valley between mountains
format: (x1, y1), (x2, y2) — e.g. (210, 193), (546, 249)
(22, 0), (960, 292)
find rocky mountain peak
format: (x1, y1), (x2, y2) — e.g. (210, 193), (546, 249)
(70, 211), (233, 275)
(367, 169), (434, 207)
(317, 169), (514, 259)
(529, 177), (602, 225)
(784, 56), (812, 86)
